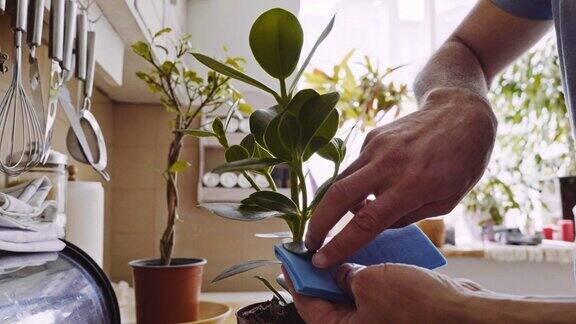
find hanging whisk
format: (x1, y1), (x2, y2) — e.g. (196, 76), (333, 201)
(0, 0), (44, 175)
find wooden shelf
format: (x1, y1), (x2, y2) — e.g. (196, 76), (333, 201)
(199, 187), (291, 203)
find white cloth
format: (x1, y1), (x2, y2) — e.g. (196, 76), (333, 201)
(0, 223), (64, 243)
(0, 240), (65, 253)
(0, 176), (57, 231)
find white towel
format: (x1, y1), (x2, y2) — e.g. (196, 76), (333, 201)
(0, 176), (58, 231)
(0, 239), (65, 253)
(0, 223), (64, 243)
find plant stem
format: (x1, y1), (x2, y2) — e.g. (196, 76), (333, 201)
(280, 78), (288, 102)
(160, 130), (184, 265)
(264, 172), (278, 191)
(290, 168), (299, 210)
(297, 164), (308, 213)
(242, 171), (261, 191)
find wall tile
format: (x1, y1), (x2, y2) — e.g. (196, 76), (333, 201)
(114, 105), (157, 147)
(112, 189), (155, 234)
(114, 146), (157, 189)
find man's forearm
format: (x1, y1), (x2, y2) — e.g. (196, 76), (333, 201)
(461, 294), (576, 323)
(414, 37), (489, 104)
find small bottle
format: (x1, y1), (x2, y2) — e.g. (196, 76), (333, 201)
(255, 174), (269, 188)
(239, 118), (250, 134)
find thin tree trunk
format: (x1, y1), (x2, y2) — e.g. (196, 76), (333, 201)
(160, 132), (184, 265)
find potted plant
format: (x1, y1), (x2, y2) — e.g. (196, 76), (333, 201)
(304, 49), (409, 131)
(129, 29), (246, 323)
(460, 38), (576, 238)
(189, 8), (342, 323)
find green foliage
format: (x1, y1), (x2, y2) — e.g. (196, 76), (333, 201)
(133, 29), (248, 265)
(193, 9), (345, 283)
(462, 38), (576, 226)
(305, 50), (409, 130)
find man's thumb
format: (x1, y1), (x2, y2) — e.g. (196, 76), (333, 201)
(334, 263), (366, 297)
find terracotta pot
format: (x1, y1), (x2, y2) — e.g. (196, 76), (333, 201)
(417, 218), (446, 248)
(130, 258), (207, 324)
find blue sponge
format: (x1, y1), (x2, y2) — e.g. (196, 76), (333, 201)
(275, 224), (446, 302)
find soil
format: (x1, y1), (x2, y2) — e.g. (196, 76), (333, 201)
(237, 298), (305, 324)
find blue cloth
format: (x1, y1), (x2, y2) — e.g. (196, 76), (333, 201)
(275, 224), (447, 302)
(490, 1), (576, 141)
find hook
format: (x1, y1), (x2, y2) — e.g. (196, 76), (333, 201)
(77, 0), (103, 28)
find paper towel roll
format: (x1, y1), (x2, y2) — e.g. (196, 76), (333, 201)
(66, 181), (104, 267)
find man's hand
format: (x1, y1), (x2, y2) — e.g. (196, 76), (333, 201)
(283, 263), (481, 324)
(306, 88), (497, 268)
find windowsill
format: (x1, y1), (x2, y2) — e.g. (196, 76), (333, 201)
(441, 240), (575, 264)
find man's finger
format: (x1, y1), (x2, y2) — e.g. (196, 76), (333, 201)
(312, 190), (418, 268)
(306, 166), (379, 252)
(334, 263), (366, 296)
(281, 267), (352, 324)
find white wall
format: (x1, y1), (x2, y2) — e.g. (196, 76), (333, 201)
(187, 0), (300, 107)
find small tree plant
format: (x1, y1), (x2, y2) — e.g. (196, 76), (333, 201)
(132, 29), (246, 265)
(190, 8), (342, 302)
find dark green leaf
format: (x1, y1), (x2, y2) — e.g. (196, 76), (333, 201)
(240, 134), (257, 157)
(317, 138), (341, 163)
(212, 118), (225, 137)
(211, 260), (280, 282)
(176, 129), (217, 137)
(303, 109), (339, 160)
(299, 92), (340, 149)
(250, 106), (281, 147)
(201, 203), (282, 221)
(249, 8), (303, 79)
(225, 145), (249, 162)
(193, 53), (279, 100)
(167, 160), (191, 173)
(278, 113), (301, 151)
(264, 115), (292, 161)
(286, 89), (319, 116)
(249, 191), (298, 214)
(289, 15), (335, 94)
(213, 158), (283, 173)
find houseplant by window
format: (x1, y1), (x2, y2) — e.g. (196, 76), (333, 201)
(304, 49), (408, 131)
(190, 8), (340, 323)
(130, 29), (246, 323)
(461, 38), (575, 237)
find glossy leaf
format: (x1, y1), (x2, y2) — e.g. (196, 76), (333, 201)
(240, 134), (257, 157)
(201, 203), (282, 221)
(317, 138), (341, 163)
(213, 158), (283, 173)
(212, 118), (225, 137)
(176, 129), (216, 137)
(302, 109), (339, 161)
(310, 176), (337, 210)
(299, 92), (340, 149)
(193, 53), (279, 100)
(249, 8), (303, 79)
(249, 191), (298, 214)
(286, 89), (319, 116)
(289, 15), (335, 94)
(225, 145), (249, 162)
(278, 113), (301, 151)
(250, 106), (281, 147)
(264, 115), (292, 161)
(212, 260), (281, 282)
(154, 27), (172, 38)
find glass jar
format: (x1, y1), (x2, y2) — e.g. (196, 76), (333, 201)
(5, 151), (69, 227)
